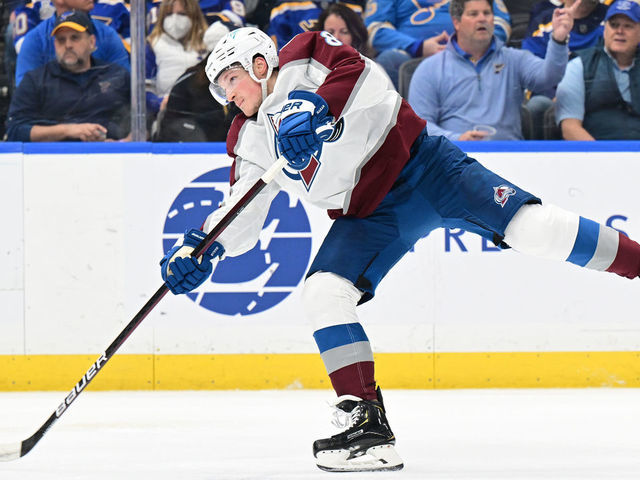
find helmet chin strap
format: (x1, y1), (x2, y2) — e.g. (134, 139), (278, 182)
(248, 64), (273, 103)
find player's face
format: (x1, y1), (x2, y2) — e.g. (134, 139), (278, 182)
(54, 27), (95, 73)
(454, 0), (494, 46)
(323, 14), (352, 46)
(604, 15), (640, 57)
(64, 0), (95, 12)
(217, 67), (263, 117)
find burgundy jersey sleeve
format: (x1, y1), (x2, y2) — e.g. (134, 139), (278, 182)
(226, 113), (250, 187)
(278, 31), (366, 118)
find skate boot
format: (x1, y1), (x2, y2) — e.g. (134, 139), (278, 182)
(313, 387), (403, 472)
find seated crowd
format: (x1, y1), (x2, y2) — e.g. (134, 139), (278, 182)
(1, 0), (639, 142)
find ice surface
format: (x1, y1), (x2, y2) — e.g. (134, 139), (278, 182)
(0, 389), (639, 479)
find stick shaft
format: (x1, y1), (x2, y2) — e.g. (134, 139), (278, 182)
(1, 157), (286, 461)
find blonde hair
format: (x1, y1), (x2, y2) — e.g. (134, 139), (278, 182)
(148, 0), (208, 52)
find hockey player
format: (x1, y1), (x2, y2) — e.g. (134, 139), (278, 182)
(160, 27), (640, 472)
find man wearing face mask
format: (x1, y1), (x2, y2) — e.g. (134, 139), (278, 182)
(6, 10), (131, 142)
(14, 0), (130, 86)
(146, 0), (210, 99)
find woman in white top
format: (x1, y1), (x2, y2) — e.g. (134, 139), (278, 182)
(146, 0), (208, 99)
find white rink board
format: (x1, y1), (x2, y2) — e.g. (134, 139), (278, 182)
(0, 152), (24, 354)
(2, 147), (639, 355)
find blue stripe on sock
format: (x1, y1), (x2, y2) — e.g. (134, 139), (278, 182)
(313, 323), (369, 353)
(566, 217), (600, 267)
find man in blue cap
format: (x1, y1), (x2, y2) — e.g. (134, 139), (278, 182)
(556, 0), (640, 139)
(14, 0), (130, 87)
(6, 10), (131, 142)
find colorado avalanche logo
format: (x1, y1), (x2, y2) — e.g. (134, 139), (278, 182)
(267, 113), (344, 191)
(493, 185), (516, 207)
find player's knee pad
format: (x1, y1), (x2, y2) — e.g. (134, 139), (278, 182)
(503, 203), (580, 261)
(303, 271), (363, 331)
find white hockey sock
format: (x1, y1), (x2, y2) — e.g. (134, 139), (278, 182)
(503, 203), (630, 275)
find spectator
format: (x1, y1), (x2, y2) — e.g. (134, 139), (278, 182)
(153, 57), (240, 141)
(245, 0), (277, 31)
(268, 0), (365, 50)
(7, 0), (55, 95)
(364, 0), (512, 89)
(408, 0), (575, 140)
(92, 0), (131, 44)
(521, 0), (604, 138)
(147, 0), (246, 31)
(11, 0), (56, 55)
(312, 2), (375, 57)
(14, 0), (130, 86)
(523, 0), (608, 58)
(503, 0), (541, 48)
(555, 0), (640, 140)
(146, 0), (209, 99)
(199, 0), (245, 25)
(6, 10), (131, 142)
(11, 0), (130, 52)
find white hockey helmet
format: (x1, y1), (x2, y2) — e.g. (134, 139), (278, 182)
(206, 27), (279, 105)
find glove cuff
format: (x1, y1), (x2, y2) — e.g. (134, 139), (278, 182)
(288, 90), (330, 118)
(183, 228), (226, 259)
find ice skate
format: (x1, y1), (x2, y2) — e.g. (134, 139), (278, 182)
(313, 387), (403, 472)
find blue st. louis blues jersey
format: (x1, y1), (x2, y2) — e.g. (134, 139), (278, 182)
(11, 0), (55, 53)
(522, 0), (612, 58)
(200, 0), (245, 25)
(146, 0), (245, 30)
(364, 0), (511, 57)
(11, 0), (131, 53)
(267, 1), (364, 50)
(92, 0), (131, 41)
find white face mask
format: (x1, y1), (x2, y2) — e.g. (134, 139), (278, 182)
(163, 13), (192, 40)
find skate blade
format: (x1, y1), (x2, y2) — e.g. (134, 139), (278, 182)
(315, 444), (404, 472)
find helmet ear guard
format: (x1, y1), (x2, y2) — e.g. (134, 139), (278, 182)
(205, 27), (279, 106)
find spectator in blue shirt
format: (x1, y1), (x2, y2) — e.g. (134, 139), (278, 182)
(408, 0), (576, 140)
(7, 11), (131, 142)
(364, 0), (512, 89)
(15, 0), (130, 86)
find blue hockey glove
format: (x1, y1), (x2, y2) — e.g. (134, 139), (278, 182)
(277, 90), (332, 170)
(160, 228), (225, 295)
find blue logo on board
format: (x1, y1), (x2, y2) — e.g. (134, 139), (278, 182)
(162, 167), (312, 315)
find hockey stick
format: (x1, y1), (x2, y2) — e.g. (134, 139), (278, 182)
(0, 156), (288, 462)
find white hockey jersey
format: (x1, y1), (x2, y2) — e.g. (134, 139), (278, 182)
(203, 31), (426, 257)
